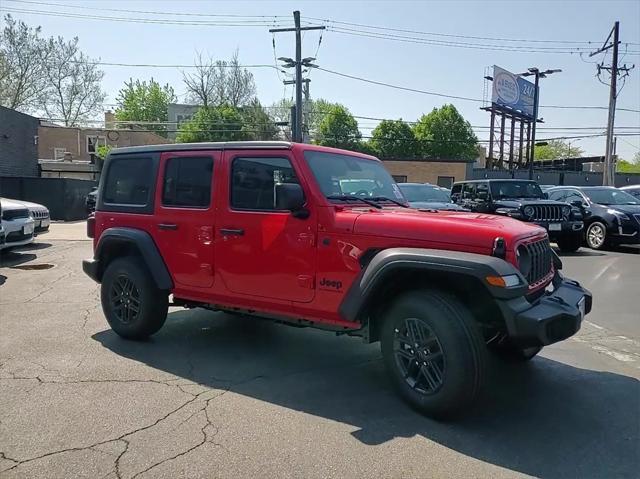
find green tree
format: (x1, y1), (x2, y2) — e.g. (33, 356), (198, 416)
(315, 104), (361, 150)
(176, 104), (249, 143)
(370, 119), (417, 159)
(114, 78), (176, 137)
(616, 155), (640, 173)
(413, 104), (478, 160)
(534, 139), (584, 161)
(240, 98), (278, 141)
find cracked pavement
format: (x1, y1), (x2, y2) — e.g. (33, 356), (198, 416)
(0, 225), (638, 478)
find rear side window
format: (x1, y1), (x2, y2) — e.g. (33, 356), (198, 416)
(162, 156), (213, 208)
(231, 157), (299, 210)
(103, 157), (152, 205)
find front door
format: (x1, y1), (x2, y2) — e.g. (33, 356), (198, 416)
(154, 151), (217, 289)
(215, 151), (316, 303)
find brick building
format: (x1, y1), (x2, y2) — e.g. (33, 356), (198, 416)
(382, 159), (473, 187)
(0, 106), (40, 177)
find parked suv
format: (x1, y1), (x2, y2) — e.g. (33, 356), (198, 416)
(83, 142), (592, 418)
(0, 198), (35, 251)
(451, 179), (584, 252)
(547, 186), (640, 249)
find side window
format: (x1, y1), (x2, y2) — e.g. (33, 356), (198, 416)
(462, 183), (476, 200)
(451, 184), (462, 202)
(548, 190), (566, 201)
(476, 182), (490, 200)
(103, 157), (152, 205)
(162, 156), (213, 208)
(565, 191), (584, 204)
(231, 157), (299, 210)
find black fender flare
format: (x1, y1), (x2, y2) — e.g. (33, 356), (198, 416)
(339, 248), (526, 323)
(94, 227), (173, 290)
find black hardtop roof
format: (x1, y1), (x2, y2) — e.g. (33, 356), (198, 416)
(108, 141), (293, 156)
(453, 179), (538, 184)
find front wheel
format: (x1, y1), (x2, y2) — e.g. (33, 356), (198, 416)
(557, 233), (582, 253)
(381, 290), (486, 419)
(586, 221), (607, 250)
(101, 256), (168, 340)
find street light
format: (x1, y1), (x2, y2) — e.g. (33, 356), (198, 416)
(518, 68), (562, 179)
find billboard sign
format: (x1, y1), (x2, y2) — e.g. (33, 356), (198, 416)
(491, 65), (536, 119)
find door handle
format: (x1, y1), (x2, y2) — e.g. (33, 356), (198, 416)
(220, 228), (244, 236)
(158, 223), (178, 230)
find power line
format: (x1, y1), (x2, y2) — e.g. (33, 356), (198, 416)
(0, 7), (295, 27)
(5, 0), (289, 19)
(306, 16), (619, 45)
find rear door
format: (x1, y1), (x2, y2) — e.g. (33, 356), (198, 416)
(153, 151), (217, 289)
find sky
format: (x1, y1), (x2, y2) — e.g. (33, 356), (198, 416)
(1, 0), (639, 160)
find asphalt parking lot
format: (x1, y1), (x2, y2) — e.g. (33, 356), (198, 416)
(1, 224), (638, 479)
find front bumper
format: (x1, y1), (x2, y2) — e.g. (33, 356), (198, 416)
(534, 220), (583, 237)
(497, 272), (592, 347)
(82, 258), (100, 282)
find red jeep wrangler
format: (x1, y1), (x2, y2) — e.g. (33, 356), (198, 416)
(84, 142), (592, 417)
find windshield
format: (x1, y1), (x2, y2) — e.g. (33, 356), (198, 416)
(399, 184), (450, 202)
(489, 181), (544, 199)
(584, 188), (639, 205)
(304, 150), (405, 202)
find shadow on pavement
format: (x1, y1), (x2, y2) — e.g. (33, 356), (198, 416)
(0, 274), (5, 286)
(0, 251), (37, 268)
(94, 308), (639, 479)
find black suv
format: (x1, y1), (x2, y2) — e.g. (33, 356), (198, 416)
(452, 179), (584, 252)
(547, 186), (640, 250)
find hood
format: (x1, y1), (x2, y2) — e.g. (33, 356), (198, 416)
(9, 199), (48, 211)
(351, 208), (545, 251)
(0, 198), (31, 211)
(603, 204), (640, 214)
(409, 201), (466, 211)
(493, 198), (566, 208)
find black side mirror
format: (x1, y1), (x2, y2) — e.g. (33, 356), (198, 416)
(571, 200), (585, 208)
(275, 183), (307, 216)
(543, 192), (549, 199)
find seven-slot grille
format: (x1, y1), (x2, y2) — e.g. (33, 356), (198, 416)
(529, 205), (564, 222)
(31, 209), (49, 220)
(523, 237), (553, 285)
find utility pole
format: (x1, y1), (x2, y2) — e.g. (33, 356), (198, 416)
(590, 21), (634, 186)
(270, 11), (324, 143)
(284, 78), (311, 142)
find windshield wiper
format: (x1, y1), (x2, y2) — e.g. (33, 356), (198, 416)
(327, 195), (382, 209)
(368, 196), (409, 208)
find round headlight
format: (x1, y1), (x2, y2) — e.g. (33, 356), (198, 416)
(562, 205), (571, 217)
(523, 206), (535, 218)
(516, 245), (531, 277)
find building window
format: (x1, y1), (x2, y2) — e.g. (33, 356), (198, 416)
(86, 135), (106, 154)
(54, 148), (66, 160)
(437, 176), (455, 188)
(392, 175), (407, 183)
(162, 157), (213, 208)
(231, 157), (299, 210)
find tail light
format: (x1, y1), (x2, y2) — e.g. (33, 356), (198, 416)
(87, 214), (95, 238)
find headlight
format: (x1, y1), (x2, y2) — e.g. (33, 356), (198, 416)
(562, 205), (571, 218)
(516, 245), (532, 277)
(607, 209), (629, 221)
(523, 206), (535, 218)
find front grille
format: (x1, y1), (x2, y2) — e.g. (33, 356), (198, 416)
(530, 205), (564, 221)
(2, 208), (30, 221)
(522, 237), (553, 285)
(31, 209), (49, 220)
(6, 230), (33, 242)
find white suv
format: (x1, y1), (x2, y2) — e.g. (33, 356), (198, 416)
(0, 198), (35, 251)
(13, 199), (50, 235)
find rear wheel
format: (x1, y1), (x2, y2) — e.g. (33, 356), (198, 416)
(381, 290), (486, 419)
(101, 256), (168, 340)
(586, 221), (607, 250)
(557, 233), (582, 253)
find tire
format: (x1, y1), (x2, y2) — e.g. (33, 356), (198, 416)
(556, 233), (582, 253)
(101, 256), (168, 340)
(381, 290), (487, 419)
(585, 221), (607, 250)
